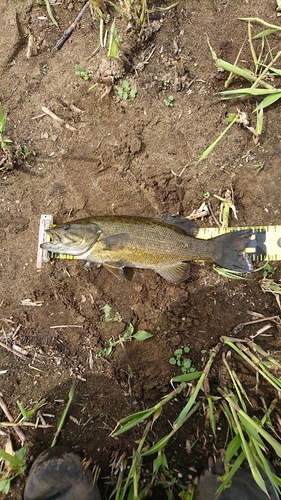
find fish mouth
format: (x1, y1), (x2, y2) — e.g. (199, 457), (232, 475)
(41, 230), (94, 256)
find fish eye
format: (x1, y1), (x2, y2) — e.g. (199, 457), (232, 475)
(62, 225), (70, 231)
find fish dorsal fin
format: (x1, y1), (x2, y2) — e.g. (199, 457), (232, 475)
(156, 262), (190, 283)
(154, 216), (198, 237)
(104, 262), (125, 279)
(100, 233), (130, 250)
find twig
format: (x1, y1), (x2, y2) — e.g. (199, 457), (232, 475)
(41, 106), (77, 131)
(50, 325), (83, 329)
(206, 200), (220, 227)
(0, 340), (28, 361)
(42, 106), (76, 132)
(0, 422), (52, 428)
(26, 33), (34, 59)
(0, 395), (26, 444)
(55, 1), (89, 50)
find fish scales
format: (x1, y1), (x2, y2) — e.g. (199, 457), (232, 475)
(86, 217), (212, 264)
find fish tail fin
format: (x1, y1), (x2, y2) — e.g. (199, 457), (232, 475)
(211, 230), (253, 272)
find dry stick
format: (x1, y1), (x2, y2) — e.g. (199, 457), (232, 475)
(41, 106), (77, 132)
(50, 325), (83, 329)
(0, 395), (26, 444)
(0, 422), (52, 429)
(0, 340), (28, 361)
(55, 1), (90, 50)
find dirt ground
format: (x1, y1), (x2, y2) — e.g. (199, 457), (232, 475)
(0, 0), (281, 498)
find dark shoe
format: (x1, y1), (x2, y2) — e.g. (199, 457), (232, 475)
(24, 446), (101, 500)
(194, 455), (279, 500)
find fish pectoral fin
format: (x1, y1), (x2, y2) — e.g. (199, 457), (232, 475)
(100, 233), (130, 250)
(104, 262), (125, 280)
(156, 262), (190, 283)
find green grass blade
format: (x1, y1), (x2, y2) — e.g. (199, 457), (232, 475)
(113, 409), (155, 436)
(250, 438), (280, 497)
(217, 451), (245, 496)
(240, 436), (268, 495)
(238, 17), (281, 31)
(0, 448), (23, 467)
(239, 411), (281, 457)
(45, 0), (58, 26)
(108, 19), (118, 58)
(213, 266), (249, 280)
(253, 28), (280, 38)
(172, 371), (202, 383)
(198, 115), (237, 162)
(207, 395), (216, 436)
(220, 88), (281, 96)
(239, 414), (266, 448)
(255, 92), (281, 110)
(224, 434), (242, 464)
(51, 382), (75, 447)
(141, 432), (173, 456)
(174, 374), (205, 427)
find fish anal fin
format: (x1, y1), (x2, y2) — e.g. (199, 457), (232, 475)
(156, 262), (190, 283)
(104, 262), (125, 280)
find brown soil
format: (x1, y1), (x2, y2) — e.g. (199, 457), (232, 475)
(0, 1), (280, 498)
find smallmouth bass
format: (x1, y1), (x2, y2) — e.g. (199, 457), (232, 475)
(40, 215), (253, 282)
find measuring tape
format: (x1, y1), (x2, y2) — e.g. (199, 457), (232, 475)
(36, 214), (281, 269)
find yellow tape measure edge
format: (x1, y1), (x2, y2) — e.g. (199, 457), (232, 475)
(197, 226), (281, 262)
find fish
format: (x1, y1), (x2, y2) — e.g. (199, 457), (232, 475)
(40, 215), (253, 282)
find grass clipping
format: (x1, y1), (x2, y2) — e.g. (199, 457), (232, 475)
(111, 333), (281, 499)
(199, 17), (281, 162)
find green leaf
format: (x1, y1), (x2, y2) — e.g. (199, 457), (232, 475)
(103, 304), (112, 321)
(224, 434), (242, 464)
(45, 0), (58, 26)
(225, 113), (237, 123)
(0, 106), (7, 133)
(169, 357), (177, 365)
(113, 409), (155, 436)
(126, 323), (134, 336)
(142, 433), (172, 455)
(75, 64), (82, 74)
(130, 88), (137, 98)
(198, 115), (237, 162)
(174, 373), (205, 427)
(0, 448), (24, 467)
(153, 454), (163, 473)
(174, 349), (183, 356)
(253, 29), (279, 38)
(255, 92), (281, 111)
(239, 436), (268, 495)
(133, 330), (153, 341)
(122, 80), (130, 91)
(239, 414), (265, 448)
(0, 478), (11, 495)
(183, 346), (190, 353)
(108, 19), (118, 58)
(217, 451), (245, 496)
(172, 371), (202, 383)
